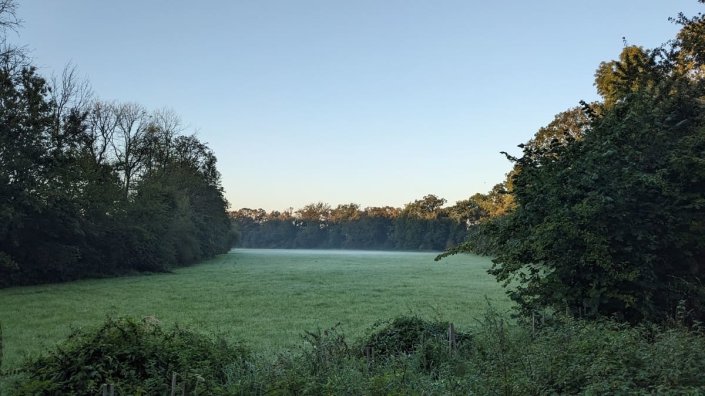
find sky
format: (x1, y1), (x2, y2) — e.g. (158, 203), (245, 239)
(9, 1), (703, 211)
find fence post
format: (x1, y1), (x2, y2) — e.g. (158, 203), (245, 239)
(448, 323), (456, 352)
(364, 346), (374, 368)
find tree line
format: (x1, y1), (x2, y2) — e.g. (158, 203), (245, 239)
(231, 190), (511, 251)
(448, 3), (705, 323)
(0, 1), (235, 287)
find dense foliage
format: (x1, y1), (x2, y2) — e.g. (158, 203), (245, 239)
(451, 4), (705, 323)
(232, 191), (511, 251)
(8, 313), (705, 394)
(10, 317), (249, 395)
(0, 5), (235, 286)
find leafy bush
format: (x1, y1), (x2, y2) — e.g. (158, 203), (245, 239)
(10, 317), (250, 395)
(360, 315), (472, 377)
(9, 313), (705, 394)
(363, 316), (467, 356)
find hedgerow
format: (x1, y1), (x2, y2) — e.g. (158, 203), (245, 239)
(8, 313), (705, 395)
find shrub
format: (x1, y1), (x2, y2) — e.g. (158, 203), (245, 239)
(10, 317), (250, 395)
(9, 313), (705, 394)
(362, 315), (470, 358)
(463, 312), (705, 394)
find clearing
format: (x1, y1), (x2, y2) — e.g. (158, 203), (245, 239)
(0, 249), (510, 370)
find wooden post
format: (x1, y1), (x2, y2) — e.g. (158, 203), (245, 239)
(109, 384), (115, 396)
(364, 346), (373, 368)
(101, 384), (108, 396)
(448, 323), (456, 352)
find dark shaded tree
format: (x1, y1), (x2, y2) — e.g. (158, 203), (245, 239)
(0, 7), (235, 285)
(456, 7), (705, 323)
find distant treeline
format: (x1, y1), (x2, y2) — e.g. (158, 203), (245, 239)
(0, 19), (235, 286)
(231, 191), (513, 251)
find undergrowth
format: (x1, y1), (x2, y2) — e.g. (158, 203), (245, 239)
(8, 317), (249, 395)
(6, 310), (705, 395)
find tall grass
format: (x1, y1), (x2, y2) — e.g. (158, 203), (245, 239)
(0, 322), (4, 373)
(10, 311), (705, 394)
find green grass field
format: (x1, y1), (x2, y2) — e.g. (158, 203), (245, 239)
(0, 249), (510, 371)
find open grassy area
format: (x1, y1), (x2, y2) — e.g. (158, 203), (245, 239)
(0, 249), (510, 371)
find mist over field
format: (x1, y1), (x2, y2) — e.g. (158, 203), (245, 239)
(0, 249), (508, 370)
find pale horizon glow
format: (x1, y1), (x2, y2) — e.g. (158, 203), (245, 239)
(11, 1), (702, 211)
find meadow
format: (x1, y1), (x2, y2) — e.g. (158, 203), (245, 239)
(0, 249), (510, 371)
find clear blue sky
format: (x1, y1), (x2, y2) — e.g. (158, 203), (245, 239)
(11, 1), (702, 211)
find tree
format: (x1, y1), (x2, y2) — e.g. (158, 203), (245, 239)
(525, 106), (590, 151)
(140, 108), (181, 173)
(0, 0), (26, 72)
(48, 64), (93, 146)
(296, 202), (331, 223)
(0, 0), (235, 286)
(112, 102), (149, 198)
(231, 200), (470, 251)
(0, 65), (53, 282)
(672, 7), (705, 77)
(330, 203), (361, 223)
(402, 194), (446, 220)
(594, 45), (660, 109)
(480, 18), (705, 322)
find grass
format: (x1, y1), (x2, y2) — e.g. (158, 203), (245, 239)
(0, 249), (510, 371)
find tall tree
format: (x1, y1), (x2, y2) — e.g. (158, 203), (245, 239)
(478, 11), (705, 322)
(525, 106), (590, 151)
(0, 0), (235, 286)
(112, 102), (149, 198)
(0, 0), (25, 71)
(594, 45), (660, 109)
